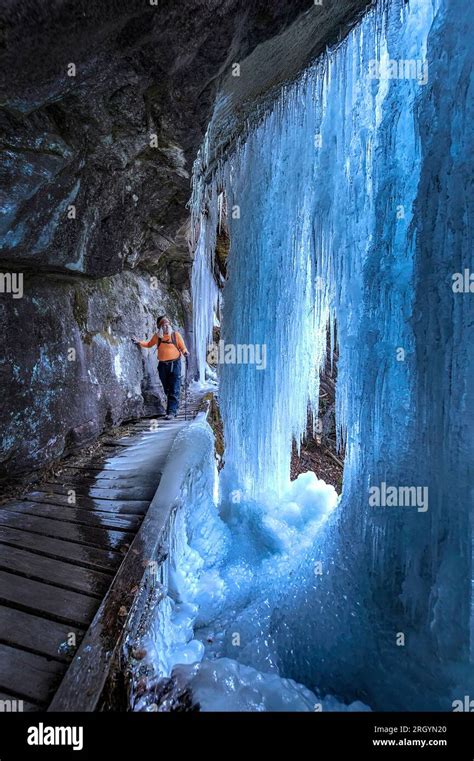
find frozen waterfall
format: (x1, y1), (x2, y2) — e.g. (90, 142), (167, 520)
(184, 0), (472, 710)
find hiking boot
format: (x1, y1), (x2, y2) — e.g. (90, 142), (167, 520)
(164, 414), (172, 420)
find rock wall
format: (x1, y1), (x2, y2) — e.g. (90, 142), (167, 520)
(0, 0), (317, 278)
(0, 270), (186, 477)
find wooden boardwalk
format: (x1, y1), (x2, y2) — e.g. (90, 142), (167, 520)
(0, 407), (199, 710)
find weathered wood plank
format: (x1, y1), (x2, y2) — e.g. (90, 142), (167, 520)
(32, 484), (156, 501)
(59, 465), (114, 473)
(0, 605), (83, 662)
(23, 494), (149, 517)
(0, 526), (122, 573)
(0, 413), (197, 711)
(53, 473), (156, 492)
(61, 461), (162, 474)
(0, 545), (110, 598)
(58, 467), (158, 483)
(49, 430), (189, 710)
(0, 644), (66, 705)
(0, 570), (99, 627)
(0, 510), (134, 551)
(42, 477), (157, 492)
(123, 425), (163, 431)
(101, 437), (146, 447)
(25, 493), (149, 515)
(6, 501), (142, 532)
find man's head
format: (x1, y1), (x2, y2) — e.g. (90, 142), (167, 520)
(157, 315), (171, 334)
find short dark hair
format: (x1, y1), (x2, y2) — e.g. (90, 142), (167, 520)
(157, 314), (167, 326)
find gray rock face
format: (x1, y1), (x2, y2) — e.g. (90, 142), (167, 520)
(1, 0), (317, 277)
(0, 0), (369, 479)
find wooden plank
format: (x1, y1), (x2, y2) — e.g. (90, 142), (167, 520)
(25, 493), (149, 515)
(0, 510), (134, 551)
(101, 437), (145, 447)
(32, 484), (156, 501)
(49, 431), (187, 711)
(97, 456), (171, 469)
(24, 493), (148, 516)
(0, 643), (66, 705)
(59, 465), (114, 473)
(125, 424), (164, 431)
(0, 545), (110, 598)
(0, 570), (98, 627)
(42, 478), (157, 492)
(60, 463), (160, 477)
(6, 501), (142, 532)
(0, 691), (40, 711)
(44, 475), (134, 485)
(0, 526), (122, 573)
(0, 605), (83, 662)
(57, 468), (158, 483)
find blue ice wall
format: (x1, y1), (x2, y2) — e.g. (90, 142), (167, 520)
(192, 0), (473, 708)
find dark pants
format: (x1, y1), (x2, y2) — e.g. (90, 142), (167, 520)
(158, 359), (182, 415)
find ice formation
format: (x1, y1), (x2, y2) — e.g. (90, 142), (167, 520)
(171, 658), (370, 713)
(143, 0), (472, 711)
(191, 214), (219, 386)
(136, 418), (352, 711)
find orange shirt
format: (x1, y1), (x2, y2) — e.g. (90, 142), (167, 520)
(139, 331), (188, 361)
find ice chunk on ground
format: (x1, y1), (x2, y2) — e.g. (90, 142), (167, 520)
(172, 658), (371, 712)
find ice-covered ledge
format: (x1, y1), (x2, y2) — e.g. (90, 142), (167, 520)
(200, 0), (372, 177)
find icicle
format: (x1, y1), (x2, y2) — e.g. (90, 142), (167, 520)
(191, 213), (218, 384)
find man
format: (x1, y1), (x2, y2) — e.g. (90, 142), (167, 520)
(132, 315), (189, 419)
